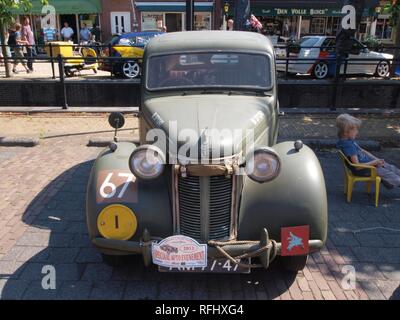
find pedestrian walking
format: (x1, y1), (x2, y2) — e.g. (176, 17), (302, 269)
(79, 23), (91, 43)
(60, 22), (74, 42)
(12, 23), (31, 74)
(21, 17), (36, 72)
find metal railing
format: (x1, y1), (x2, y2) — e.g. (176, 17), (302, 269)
(0, 43), (399, 110)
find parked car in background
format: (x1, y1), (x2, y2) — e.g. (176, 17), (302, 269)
(276, 36), (393, 79)
(99, 31), (163, 79)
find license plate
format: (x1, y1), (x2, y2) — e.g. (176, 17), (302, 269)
(158, 258), (251, 274)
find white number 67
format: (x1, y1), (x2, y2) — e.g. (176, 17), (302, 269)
(99, 172), (135, 199)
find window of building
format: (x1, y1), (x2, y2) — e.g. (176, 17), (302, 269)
(375, 18), (393, 40)
(310, 17), (326, 34)
(325, 17), (340, 36)
(141, 12), (164, 31)
(194, 12), (211, 30)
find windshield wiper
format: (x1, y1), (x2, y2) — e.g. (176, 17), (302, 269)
(197, 89), (271, 97)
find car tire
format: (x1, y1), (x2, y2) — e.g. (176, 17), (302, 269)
(64, 67), (75, 78)
(313, 62), (329, 79)
(281, 255), (308, 272)
(120, 61), (140, 79)
(376, 61), (390, 78)
(101, 253), (122, 267)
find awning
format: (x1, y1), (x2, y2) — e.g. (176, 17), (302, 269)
(226, 0), (378, 17)
(135, 1), (214, 12)
(11, 0), (102, 15)
(251, 7), (376, 17)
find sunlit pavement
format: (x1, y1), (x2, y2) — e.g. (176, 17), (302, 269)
(0, 116), (399, 300)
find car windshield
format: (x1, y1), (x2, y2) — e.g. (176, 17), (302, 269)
(300, 37), (320, 48)
(119, 34), (160, 46)
(147, 52), (272, 90)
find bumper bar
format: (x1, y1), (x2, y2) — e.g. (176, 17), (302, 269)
(92, 228), (324, 269)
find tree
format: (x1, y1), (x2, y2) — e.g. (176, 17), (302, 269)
(386, 0), (400, 76)
(0, 0), (47, 78)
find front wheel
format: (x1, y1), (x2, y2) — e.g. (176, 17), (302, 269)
(313, 62), (329, 79)
(281, 255), (308, 272)
(121, 61), (140, 79)
(64, 67), (75, 77)
(376, 61), (390, 78)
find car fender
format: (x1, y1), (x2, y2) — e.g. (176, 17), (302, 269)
(86, 142), (173, 243)
(114, 46), (144, 59)
(237, 141), (328, 243)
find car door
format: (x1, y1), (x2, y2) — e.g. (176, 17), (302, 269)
(347, 39), (370, 75)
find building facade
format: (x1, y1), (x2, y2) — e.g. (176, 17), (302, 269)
(11, 0), (102, 44)
(224, 0), (396, 43)
(100, 0), (217, 41)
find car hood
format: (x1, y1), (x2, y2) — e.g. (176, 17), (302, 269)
(369, 50), (394, 60)
(142, 94), (273, 163)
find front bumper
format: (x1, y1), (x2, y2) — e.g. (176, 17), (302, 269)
(92, 228), (324, 270)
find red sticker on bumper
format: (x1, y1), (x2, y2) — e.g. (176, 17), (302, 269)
(281, 225), (310, 256)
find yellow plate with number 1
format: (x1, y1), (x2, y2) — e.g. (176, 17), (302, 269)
(97, 204), (137, 240)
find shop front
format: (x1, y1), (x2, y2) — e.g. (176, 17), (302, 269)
(135, 1), (214, 32)
(225, 1), (379, 39)
(11, 0), (102, 46)
(252, 7), (344, 38)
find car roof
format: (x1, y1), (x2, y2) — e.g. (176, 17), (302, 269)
(146, 31), (274, 56)
(120, 31), (163, 39)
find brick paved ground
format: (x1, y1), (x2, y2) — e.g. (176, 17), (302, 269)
(280, 114), (400, 146)
(0, 112), (399, 145)
(0, 115), (400, 300)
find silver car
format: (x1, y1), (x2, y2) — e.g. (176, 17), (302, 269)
(276, 35), (393, 79)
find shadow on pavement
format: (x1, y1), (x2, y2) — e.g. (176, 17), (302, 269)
(0, 159), (298, 300)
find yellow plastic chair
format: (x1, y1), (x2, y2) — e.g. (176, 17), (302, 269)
(338, 150), (381, 207)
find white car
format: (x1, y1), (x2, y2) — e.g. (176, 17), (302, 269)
(276, 35), (393, 79)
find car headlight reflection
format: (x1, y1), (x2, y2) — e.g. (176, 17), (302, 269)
(129, 145), (166, 180)
(245, 148), (281, 183)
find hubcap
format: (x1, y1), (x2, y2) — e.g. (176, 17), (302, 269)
(122, 62), (140, 78)
(377, 62), (389, 77)
(315, 63), (328, 78)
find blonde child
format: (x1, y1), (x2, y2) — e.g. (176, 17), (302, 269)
(336, 114), (400, 188)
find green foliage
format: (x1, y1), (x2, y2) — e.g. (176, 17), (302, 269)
(384, 1), (400, 26)
(362, 35), (383, 51)
(0, 1), (48, 26)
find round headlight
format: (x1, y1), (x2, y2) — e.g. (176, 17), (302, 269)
(245, 148), (280, 183)
(129, 145), (166, 180)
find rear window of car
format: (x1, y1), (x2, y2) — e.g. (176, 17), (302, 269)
(300, 37), (320, 48)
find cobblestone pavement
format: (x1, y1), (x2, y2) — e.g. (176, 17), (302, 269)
(0, 61), (112, 80)
(0, 112), (399, 146)
(280, 114), (400, 145)
(0, 116), (400, 300)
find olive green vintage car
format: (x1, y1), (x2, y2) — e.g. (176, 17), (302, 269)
(86, 31), (328, 273)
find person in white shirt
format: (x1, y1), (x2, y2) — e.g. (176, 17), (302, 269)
(60, 22), (74, 41)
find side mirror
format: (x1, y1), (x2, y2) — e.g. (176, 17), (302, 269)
(108, 112), (125, 142)
(108, 112), (125, 129)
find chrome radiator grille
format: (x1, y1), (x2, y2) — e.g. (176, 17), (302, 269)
(178, 175), (202, 241)
(177, 174), (233, 242)
(209, 176), (232, 239)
